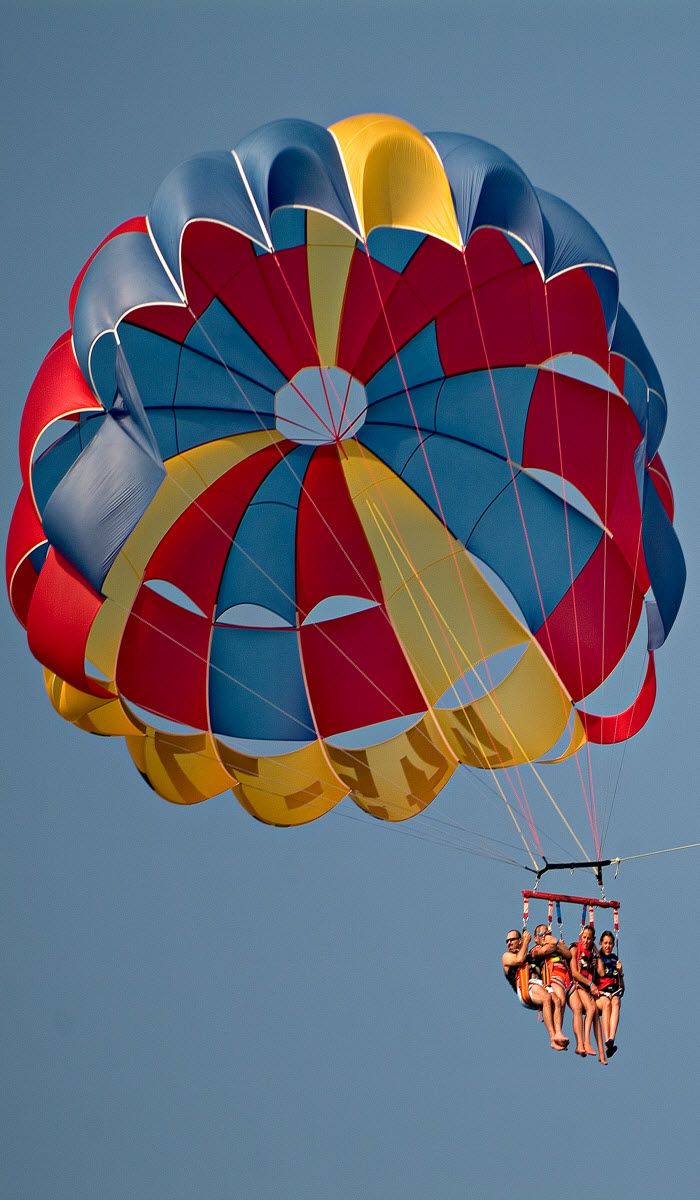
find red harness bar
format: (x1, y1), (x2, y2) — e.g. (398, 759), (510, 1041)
(522, 890), (620, 909)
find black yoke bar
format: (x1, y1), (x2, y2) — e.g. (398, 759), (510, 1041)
(524, 858), (616, 888)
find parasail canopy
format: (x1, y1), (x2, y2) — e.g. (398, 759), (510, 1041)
(6, 115), (685, 833)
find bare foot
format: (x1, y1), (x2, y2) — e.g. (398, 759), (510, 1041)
(598, 1056), (607, 1065)
(554, 1034), (570, 1047)
(550, 1038), (567, 1051)
(575, 1046), (587, 1057)
(585, 1045), (597, 1056)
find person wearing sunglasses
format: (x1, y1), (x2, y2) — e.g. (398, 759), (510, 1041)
(530, 923), (571, 1048)
(502, 928), (569, 1051)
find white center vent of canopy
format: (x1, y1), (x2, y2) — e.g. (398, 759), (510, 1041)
(274, 366), (368, 445)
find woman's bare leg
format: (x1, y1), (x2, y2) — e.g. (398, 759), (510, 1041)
(551, 986), (569, 1046)
(568, 990), (586, 1055)
(533, 988), (564, 1049)
(580, 991), (596, 1055)
(593, 1007), (607, 1064)
(609, 996), (621, 1043)
(597, 995), (612, 1042)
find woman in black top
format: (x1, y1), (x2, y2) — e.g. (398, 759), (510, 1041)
(596, 930), (624, 1057)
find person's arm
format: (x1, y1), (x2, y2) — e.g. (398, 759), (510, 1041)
(502, 932), (530, 971)
(556, 940), (572, 960)
(531, 935), (558, 960)
(591, 953), (601, 995)
(570, 948), (599, 995)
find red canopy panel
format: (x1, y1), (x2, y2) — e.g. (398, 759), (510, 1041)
(217, 244), (316, 380)
(116, 586), (210, 729)
(6, 484), (45, 625)
(336, 250), (405, 380)
(295, 445), (383, 621)
(19, 332), (102, 491)
(143, 443), (292, 617)
(535, 536), (644, 701)
(300, 603), (426, 738)
(523, 370), (648, 592)
(125, 221), (256, 343)
(346, 231), (532, 384)
(543, 269), (610, 371)
(577, 653), (656, 743)
(26, 548), (112, 698)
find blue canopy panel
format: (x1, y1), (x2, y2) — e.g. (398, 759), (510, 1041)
(358, 424), (513, 539)
(234, 118), (359, 240)
(584, 267), (619, 341)
(174, 408), (274, 455)
(364, 382), (443, 434)
(365, 228), (425, 273)
(29, 542), (49, 572)
(612, 304), (666, 400)
(208, 625), (316, 742)
(143, 409), (178, 460)
(41, 353), (166, 593)
(77, 412), (105, 450)
(365, 324), (443, 403)
(358, 422), (601, 631)
(183, 299), (287, 392)
(118, 322), (182, 408)
(646, 391), (668, 464)
(73, 231), (181, 403)
(32, 426), (82, 516)
(467, 474), (602, 632)
(612, 306), (668, 460)
(436, 369), (536, 459)
(620, 358), (649, 435)
(269, 207), (307, 251)
(429, 131), (545, 269)
(175, 344), (276, 416)
(642, 475), (686, 648)
(536, 189), (619, 338)
(133, 405), (272, 461)
(148, 150), (268, 283)
(363, 367), (538, 466)
(215, 445), (315, 628)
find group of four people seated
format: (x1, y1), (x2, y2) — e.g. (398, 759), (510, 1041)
(502, 923), (624, 1063)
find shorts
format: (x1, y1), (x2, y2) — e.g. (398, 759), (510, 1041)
(517, 979), (550, 1008)
(549, 964), (571, 994)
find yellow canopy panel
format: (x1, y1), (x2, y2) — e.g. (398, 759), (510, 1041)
(330, 114), (461, 247)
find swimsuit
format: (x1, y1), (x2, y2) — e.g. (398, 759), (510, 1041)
(598, 950), (624, 997)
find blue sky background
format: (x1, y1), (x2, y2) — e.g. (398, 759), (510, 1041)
(2, 3), (698, 1197)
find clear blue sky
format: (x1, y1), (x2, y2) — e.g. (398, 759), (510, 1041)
(2, 3), (698, 1197)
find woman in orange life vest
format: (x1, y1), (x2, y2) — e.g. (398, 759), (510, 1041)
(502, 928), (569, 1051)
(529, 923), (571, 1046)
(568, 924), (607, 1064)
(531, 922), (572, 1033)
(596, 930), (624, 1059)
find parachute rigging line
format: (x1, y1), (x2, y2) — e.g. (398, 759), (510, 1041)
(543, 285), (600, 856)
(359, 237), (586, 859)
(180, 238), (558, 864)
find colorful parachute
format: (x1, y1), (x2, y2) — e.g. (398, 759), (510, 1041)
(6, 115), (685, 826)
